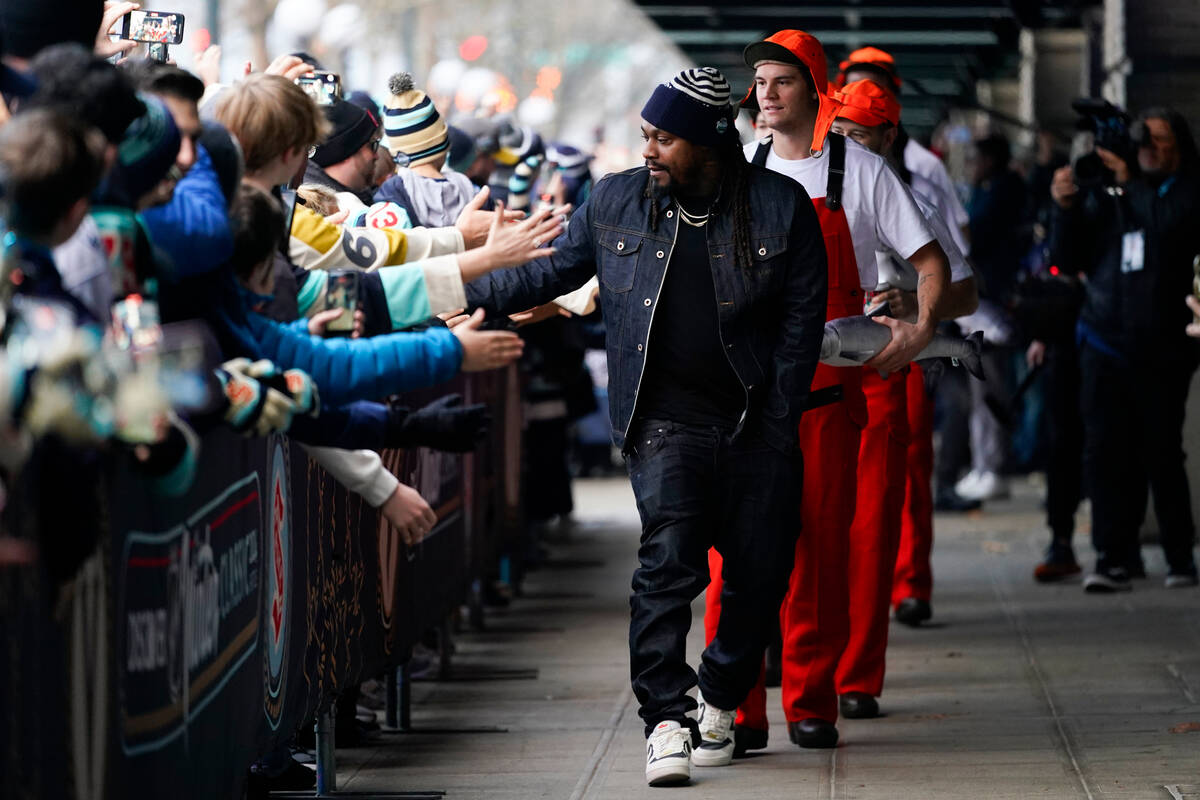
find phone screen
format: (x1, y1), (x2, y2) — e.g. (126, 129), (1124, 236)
(297, 72), (342, 106)
(324, 270), (360, 335)
(122, 10), (185, 44)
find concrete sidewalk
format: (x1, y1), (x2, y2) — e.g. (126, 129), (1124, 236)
(336, 476), (1200, 800)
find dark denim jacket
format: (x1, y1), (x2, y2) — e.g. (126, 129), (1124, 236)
(466, 164), (828, 454)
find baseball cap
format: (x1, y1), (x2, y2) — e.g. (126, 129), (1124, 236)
(835, 46), (901, 91)
(833, 79), (901, 127)
(741, 30), (841, 155)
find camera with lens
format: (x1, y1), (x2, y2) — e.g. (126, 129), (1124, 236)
(1070, 98), (1144, 187)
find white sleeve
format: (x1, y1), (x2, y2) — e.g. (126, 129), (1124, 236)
(554, 276), (599, 316)
(302, 446), (399, 508)
(917, 198), (973, 283)
(871, 162), (935, 261)
(927, 159), (969, 228)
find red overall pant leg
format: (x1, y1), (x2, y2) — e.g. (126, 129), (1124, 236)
(705, 550), (770, 730)
(835, 368), (909, 698)
(894, 364), (935, 607)
(778, 400), (861, 723)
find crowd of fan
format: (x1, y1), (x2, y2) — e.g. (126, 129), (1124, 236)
(0, 5), (601, 789)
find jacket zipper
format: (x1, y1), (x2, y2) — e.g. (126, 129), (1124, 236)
(709, 227), (749, 437)
(627, 206), (681, 430)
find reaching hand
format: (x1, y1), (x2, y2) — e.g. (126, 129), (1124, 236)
(380, 483), (437, 546)
(863, 316), (934, 375)
(217, 359), (296, 437)
(451, 309), (525, 372)
(194, 45), (222, 87)
(454, 187), (526, 249)
(387, 394), (491, 452)
(478, 199), (567, 269)
(95, 2), (140, 59)
(510, 303), (571, 328)
(437, 308), (470, 329)
(263, 54), (314, 82)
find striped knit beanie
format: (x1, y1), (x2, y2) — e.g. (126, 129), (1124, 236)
(640, 67), (736, 149)
(383, 73), (449, 167)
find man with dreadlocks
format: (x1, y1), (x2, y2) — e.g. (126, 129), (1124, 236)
(465, 67), (828, 786)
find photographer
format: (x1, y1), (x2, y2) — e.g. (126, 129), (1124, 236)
(1050, 106), (1200, 592)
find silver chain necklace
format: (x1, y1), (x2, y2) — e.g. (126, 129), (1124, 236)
(676, 203), (710, 227)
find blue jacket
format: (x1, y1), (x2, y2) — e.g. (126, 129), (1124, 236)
(218, 278), (463, 408)
(141, 144), (234, 278)
(466, 165), (828, 454)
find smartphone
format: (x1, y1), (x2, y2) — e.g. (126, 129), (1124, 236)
(324, 270), (360, 336)
(148, 42), (169, 63)
(120, 10), (185, 44)
(297, 71), (342, 107)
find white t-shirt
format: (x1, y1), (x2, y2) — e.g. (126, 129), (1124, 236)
(747, 136), (934, 289)
(904, 138), (969, 228)
(910, 170), (970, 256)
(876, 185), (973, 294)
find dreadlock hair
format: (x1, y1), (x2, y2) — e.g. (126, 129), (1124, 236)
(641, 130), (755, 271)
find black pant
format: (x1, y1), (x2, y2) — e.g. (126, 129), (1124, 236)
(625, 419), (802, 737)
(934, 366), (971, 488)
(1079, 345), (1197, 574)
(1044, 340), (1084, 543)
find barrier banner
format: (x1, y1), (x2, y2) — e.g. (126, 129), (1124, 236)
(4, 369), (517, 799)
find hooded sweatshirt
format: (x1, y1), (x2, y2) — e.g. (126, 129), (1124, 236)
(374, 168), (477, 229)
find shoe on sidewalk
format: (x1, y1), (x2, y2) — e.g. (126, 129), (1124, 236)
(1165, 571), (1199, 588)
(691, 693), (735, 767)
(1083, 568), (1132, 593)
(958, 470), (1009, 502)
(732, 724), (767, 757)
(787, 718), (838, 749)
(954, 469), (981, 499)
(894, 597), (932, 627)
(1033, 548), (1081, 583)
(934, 486), (982, 513)
(646, 720), (692, 786)
(839, 692), (880, 719)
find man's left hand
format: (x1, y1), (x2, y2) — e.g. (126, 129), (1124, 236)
(869, 288), (918, 320)
(864, 316), (935, 374)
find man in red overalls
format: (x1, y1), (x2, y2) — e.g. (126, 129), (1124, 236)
(704, 29), (955, 752)
(828, 79), (979, 720)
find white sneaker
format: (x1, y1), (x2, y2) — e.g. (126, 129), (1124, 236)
(646, 720), (692, 786)
(960, 470), (1010, 502)
(954, 470), (981, 499)
(691, 693), (736, 767)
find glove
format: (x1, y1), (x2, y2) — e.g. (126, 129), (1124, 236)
(236, 359), (320, 417)
(216, 360), (295, 437)
(281, 369), (320, 417)
(385, 394), (491, 452)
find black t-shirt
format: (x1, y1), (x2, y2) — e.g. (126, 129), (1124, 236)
(635, 198), (745, 428)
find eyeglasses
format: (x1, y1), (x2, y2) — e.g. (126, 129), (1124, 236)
(368, 139), (383, 154)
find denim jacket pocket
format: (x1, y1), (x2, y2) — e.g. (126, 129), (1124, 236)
(597, 228), (642, 293)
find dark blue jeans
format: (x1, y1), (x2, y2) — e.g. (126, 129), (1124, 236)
(625, 419), (803, 737)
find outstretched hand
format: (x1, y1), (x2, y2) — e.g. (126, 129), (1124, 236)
(481, 198), (567, 268)
(451, 309), (525, 372)
(455, 187), (526, 249)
